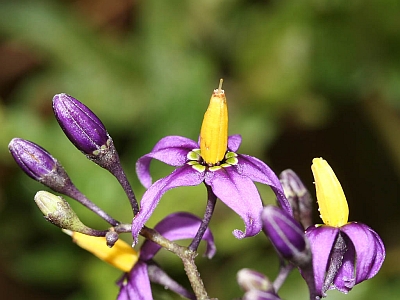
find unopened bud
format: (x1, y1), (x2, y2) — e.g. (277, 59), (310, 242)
(8, 138), (72, 193)
(34, 191), (87, 232)
(261, 206), (311, 267)
(53, 93), (111, 156)
(106, 230), (119, 248)
(243, 290), (281, 300)
(279, 169), (313, 229)
(237, 268), (273, 292)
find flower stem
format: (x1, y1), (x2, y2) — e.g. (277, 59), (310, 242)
(273, 261), (294, 292)
(65, 185), (120, 226)
(140, 226), (209, 299)
(188, 184), (217, 252)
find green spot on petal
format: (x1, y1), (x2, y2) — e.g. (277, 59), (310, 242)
(192, 164), (206, 172)
(209, 166), (222, 172)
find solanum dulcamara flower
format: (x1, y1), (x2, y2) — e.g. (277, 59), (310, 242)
(306, 158), (385, 297)
(67, 212), (215, 300)
(132, 80), (291, 244)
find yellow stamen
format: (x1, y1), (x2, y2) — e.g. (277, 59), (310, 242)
(200, 79), (228, 165)
(311, 158), (349, 227)
(64, 230), (138, 272)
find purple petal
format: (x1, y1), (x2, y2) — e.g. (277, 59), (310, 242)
(341, 222), (385, 284)
(331, 232), (356, 293)
(140, 212), (216, 260)
(132, 165), (205, 245)
(204, 167), (263, 239)
(136, 136), (198, 188)
(228, 134), (242, 152)
(117, 261), (152, 300)
(243, 290), (282, 300)
(305, 225), (340, 296)
(236, 154), (292, 216)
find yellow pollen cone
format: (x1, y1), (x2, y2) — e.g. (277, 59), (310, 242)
(200, 79), (228, 165)
(65, 230), (138, 273)
(311, 158), (349, 227)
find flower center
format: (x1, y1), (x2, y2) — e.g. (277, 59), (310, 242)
(199, 79), (228, 165)
(312, 158), (349, 227)
(187, 149), (238, 172)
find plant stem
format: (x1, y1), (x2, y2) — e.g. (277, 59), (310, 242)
(189, 184), (217, 252)
(141, 226), (209, 299)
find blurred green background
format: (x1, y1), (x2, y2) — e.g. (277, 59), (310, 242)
(1, 0), (400, 299)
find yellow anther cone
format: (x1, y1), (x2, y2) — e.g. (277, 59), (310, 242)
(312, 158), (349, 227)
(200, 79), (228, 165)
(64, 230), (138, 272)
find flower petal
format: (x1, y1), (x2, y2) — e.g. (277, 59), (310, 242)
(228, 134), (242, 152)
(341, 222), (385, 284)
(117, 261), (151, 300)
(136, 136), (198, 188)
(331, 232), (356, 293)
(205, 167), (263, 239)
(305, 225), (340, 296)
(236, 154), (292, 215)
(132, 165), (205, 245)
(140, 212), (216, 261)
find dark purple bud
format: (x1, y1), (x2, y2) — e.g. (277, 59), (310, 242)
(237, 268), (273, 292)
(279, 169), (313, 229)
(261, 206), (311, 267)
(53, 93), (110, 156)
(243, 290), (281, 300)
(105, 230), (119, 248)
(8, 138), (72, 192)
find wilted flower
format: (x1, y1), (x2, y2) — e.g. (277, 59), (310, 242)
(306, 158), (385, 296)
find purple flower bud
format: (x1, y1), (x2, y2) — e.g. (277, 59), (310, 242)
(261, 206), (311, 267)
(9, 138), (57, 181)
(237, 268), (273, 292)
(105, 230), (119, 248)
(53, 93), (110, 156)
(243, 290), (281, 300)
(279, 169), (313, 229)
(8, 138), (72, 192)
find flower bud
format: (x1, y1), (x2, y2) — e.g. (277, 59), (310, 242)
(237, 268), (273, 292)
(105, 230), (119, 248)
(243, 290), (281, 300)
(279, 169), (313, 229)
(52, 93), (110, 156)
(34, 191), (87, 232)
(261, 206), (311, 267)
(8, 138), (72, 193)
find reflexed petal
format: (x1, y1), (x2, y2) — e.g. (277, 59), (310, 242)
(305, 225), (339, 296)
(236, 154), (292, 215)
(140, 212), (216, 260)
(136, 136), (198, 188)
(228, 134), (242, 152)
(117, 261), (151, 300)
(205, 167), (263, 239)
(132, 165), (205, 244)
(341, 222), (385, 284)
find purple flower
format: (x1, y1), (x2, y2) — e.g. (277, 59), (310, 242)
(132, 82), (290, 245)
(117, 212), (215, 299)
(133, 134), (290, 244)
(306, 158), (385, 296)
